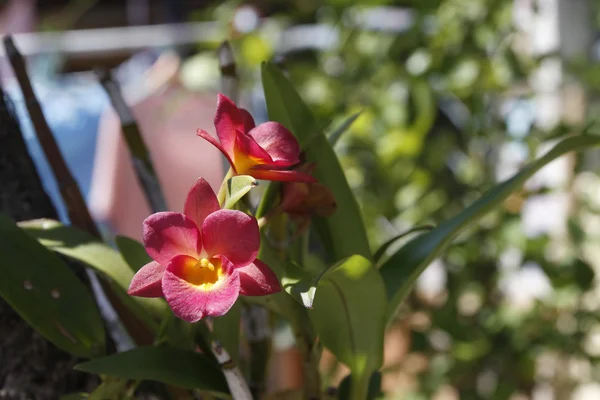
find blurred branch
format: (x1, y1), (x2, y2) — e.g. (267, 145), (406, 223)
(3, 35), (99, 236)
(95, 68), (167, 213)
(3, 35), (154, 346)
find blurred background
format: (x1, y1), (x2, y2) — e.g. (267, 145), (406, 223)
(3, 0), (600, 399)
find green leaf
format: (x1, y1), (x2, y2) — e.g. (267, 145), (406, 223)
(373, 225), (435, 265)
(261, 62), (371, 262)
(75, 346), (229, 396)
(19, 219), (166, 331)
(380, 134), (600, 325)
(327, 111), (362, 147)
(310, 255), (386, 394)
(0, 214), (105, 358)
(574, 259), (595, 291)
(115, 235), (151, 272)
(223, 175), (258, 210)
(213, 300), (242, 363)
(281, 262), (321, 309)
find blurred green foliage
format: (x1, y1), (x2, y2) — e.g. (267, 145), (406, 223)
(215, 0), (600, 398)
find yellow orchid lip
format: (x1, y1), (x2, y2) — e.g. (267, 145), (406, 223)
(181, 257), (223, 290)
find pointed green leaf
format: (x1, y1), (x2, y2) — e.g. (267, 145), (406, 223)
(327, 111), (362, 147)
(115, 235), (151, 272)
(310, 255), (386, 390)
(19, 219), (166, 331)
(373, 225), (435, 264)
(223, 175), (258, 210)
(261, 62), (370, 262)
(380, 135), (600, 325)
(0, 214), (105, 358)
(75, 346), (229, 396)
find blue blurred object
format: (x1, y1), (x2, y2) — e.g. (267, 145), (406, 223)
(4, 51), (161, 223)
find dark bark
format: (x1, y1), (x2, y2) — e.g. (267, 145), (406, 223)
(0, 86), (97, 399)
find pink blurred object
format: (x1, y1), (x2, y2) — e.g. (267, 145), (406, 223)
(89, 52), (224, 241)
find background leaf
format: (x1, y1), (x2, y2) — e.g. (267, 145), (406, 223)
(115, 235), (151, 272)
(0, 214), (105, 358)
(310, 255), (386, 396)
(75, 346), (230, 396)
(380, 135), (600, 325)
(261, 62), (371, 263)
(19, 219), (166, 331)
(327, 111), (362, 147)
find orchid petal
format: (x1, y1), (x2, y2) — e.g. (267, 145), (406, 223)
(215, 94), (251, 154)
(234, 129), (272, 164)
(239, 108), (256, 132)
(197, 129), (236, 171)
(162, 255), (240, 322)
(202, 209), (259, 265)
(184, 177), (220, 228)
(238, 259), (281, 296)
(249, 169), (318, 183)
(247, 122), (300, 166)
(127, 261), (165, 297)
(143, 212), (201, 265)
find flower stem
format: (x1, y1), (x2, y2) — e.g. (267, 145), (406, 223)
(217, 168), (235, 206)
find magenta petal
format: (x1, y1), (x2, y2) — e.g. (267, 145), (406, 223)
(202, 209), (259, 266)
(143, 212), (201, 265)
(197, 129), (236, 171)
(184, 178), (220, 229)
(162, 256), (240, 322)
(234, 129), (272, 163)
(238, 259), (281, 296)
(249, 169), (318, 183)
(247, 122), (300, 166)
(238, 108), (256, 133)
(127, 261), (165, 297)
(215, 94), (247, 154)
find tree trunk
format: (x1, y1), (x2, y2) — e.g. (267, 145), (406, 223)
(0, 86), (97, 399)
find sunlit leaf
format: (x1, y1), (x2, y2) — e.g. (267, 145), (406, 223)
(223, 175), (258, 210)
(261, 62), (371, 262)
(0, 214), (105, 358)
(310, 255), (386, 397)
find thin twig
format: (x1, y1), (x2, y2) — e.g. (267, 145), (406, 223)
(95, 68), (167, 213)
(3, 35), (100, 237)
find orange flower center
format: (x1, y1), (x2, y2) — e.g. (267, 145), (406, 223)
(181, 257), (223, 290)
(232, 152), (257, 175)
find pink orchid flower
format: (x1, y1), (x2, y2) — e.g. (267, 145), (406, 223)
(197, 94), (316, 183)
(127, 177), (281, 322)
